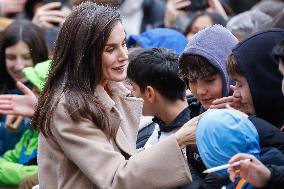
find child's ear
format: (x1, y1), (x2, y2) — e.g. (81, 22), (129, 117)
(145, 86), (156, 103)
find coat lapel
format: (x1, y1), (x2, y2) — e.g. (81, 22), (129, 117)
(94, 82), (143, 156)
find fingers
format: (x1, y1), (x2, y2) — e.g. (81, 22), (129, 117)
(5, 115), (23, 131)
(230, 85), (236, 91)
(173, 0), (191, 10)
(210, 96), (234, 109)
(40, 2), (62, 11)
(32, 2), (66, 28)
(16, 81), (33, 95)
(229, 153), (255, 164)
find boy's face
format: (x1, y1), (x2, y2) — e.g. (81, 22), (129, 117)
(230, 73), (255, 115)
(188, 73), (223, 110)
(131, 82), (153, 116)
(279, 59), (284, 95)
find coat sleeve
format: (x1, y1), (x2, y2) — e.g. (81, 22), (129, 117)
(0, 158), (38, 186)
(52, 102), (192, 189)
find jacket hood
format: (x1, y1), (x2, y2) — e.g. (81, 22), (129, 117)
(179, 25), (238, 97)
(22, 60), (51, 92)
(127, 28), (188, 55)
(232, 29), (284, 127)
(196, 109), (260, 177)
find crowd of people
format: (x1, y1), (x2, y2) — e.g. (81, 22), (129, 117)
(0, 0), (283, 189)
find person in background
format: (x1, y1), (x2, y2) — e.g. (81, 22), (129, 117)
(0, 60), (50, 188)
(164, 0), (228, 33)
(251, 0), (284, 18)
(0, 20), (48, 155)
(226, 10), (272, 41)
(127, 27), (188, 55)
(184, 11), (227, 40)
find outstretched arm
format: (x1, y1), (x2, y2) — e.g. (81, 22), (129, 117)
(0, 82), (38, 117)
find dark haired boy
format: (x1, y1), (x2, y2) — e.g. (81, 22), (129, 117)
(127, 48), (190, 148)
(211, 29), (284, 157)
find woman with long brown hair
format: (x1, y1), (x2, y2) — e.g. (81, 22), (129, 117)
(32, 2), (192, 188)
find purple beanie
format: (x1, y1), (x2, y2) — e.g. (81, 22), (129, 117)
(179, 25), (238, 96)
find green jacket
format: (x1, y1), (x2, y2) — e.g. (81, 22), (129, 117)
(0, 129), (38, 186)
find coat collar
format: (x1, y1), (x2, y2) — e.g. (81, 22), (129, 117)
(94, 81), (143, 155)
(94, 81), (131, 112)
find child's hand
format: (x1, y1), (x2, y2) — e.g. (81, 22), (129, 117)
(5, 115), (23, 131)
(0, 82), (37, 117)
(228, 153), (271, 188)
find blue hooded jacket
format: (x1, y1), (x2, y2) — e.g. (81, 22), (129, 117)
(196, 109), (260, 177)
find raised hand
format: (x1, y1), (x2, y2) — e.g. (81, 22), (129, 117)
(228, 153), (271, 188)
(0, 0), (27, 16)
(0, 82), (37, 117)
(207, 0), (228, 20)
(164, 0), (191, 28)
(32, 2), (70, 29)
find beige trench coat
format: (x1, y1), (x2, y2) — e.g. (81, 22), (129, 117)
(38, 82), (191, 189)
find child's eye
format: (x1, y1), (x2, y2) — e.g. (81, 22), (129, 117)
(205, 78), (215, 82)
(188, 79), (196, 84)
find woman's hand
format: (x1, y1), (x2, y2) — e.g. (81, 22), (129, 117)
(0, 82), (37, 117)
(174, 115), (202, 147)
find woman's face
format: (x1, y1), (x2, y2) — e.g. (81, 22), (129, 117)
(187, 15), (213, 40)
(5, 41), (33, 82)
(101, 22), (128, 85)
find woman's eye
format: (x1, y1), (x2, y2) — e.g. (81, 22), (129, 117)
(106, 48), (114, 53)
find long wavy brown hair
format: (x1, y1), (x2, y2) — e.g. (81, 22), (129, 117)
(32, 2), (121, 138)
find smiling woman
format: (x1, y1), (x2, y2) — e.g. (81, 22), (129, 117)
(32, 2), (193, 189)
